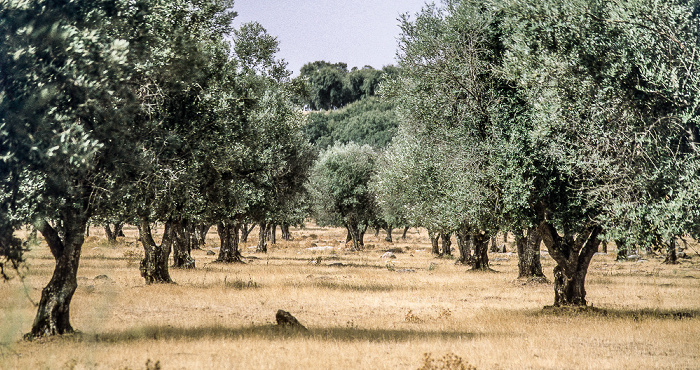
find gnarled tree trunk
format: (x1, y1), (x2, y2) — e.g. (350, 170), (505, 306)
(217, 221), (243, 263)
(664, 238), (678, 264)
(471, 233), (490, 270)
(539, 222), (602, 306)
(440, 232), (452, 256)
(456, 229), (473, 265)
(385, 225), (393, 243)
(240, 223), (254, 243)
(138, 217), (173, 284)
(428, 230), (441, 255)
(29, 210), (89, 338)
(516, 227), (546, 280)
(345, 220), (364, 251)
(280, 223), (292, 241)
(172, 219), (195, 269)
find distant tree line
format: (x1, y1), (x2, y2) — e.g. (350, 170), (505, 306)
(296, 61), (399, 110)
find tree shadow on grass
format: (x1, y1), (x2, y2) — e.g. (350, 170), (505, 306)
(534, 306), (699, 320)
(64, 325), (484, 344)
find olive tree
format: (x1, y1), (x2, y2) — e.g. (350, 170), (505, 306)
(307, 142), (378, 250)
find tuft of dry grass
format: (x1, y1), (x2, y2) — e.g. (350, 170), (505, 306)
(1, 224), (699, 369)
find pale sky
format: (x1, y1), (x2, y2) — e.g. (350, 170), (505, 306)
(231, 0), (429, 75)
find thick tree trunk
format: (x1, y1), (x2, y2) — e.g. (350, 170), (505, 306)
(385, 226), (393, 243)
(456, 229), (473, 265)
(138, 217), (173, 284)
(664, 238), (678, 264)
(539, 222), (602, 306)
(172, 220), (195, 269)
(29, 210), (89, 338)
(471, 233), (490, 270)
(281, 223), (292, 241)
(346, 221), (363, 251)
(615, 239), (628, 261)
(256, 222), (268, 253)
(440, 232), (452, 256)
(402, 226), (409, 240)
(428, 230), (441, 255)
(516, 227), (546, 280)
(216, 221), (243, 263)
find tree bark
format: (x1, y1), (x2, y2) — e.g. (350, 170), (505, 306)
(138, 217), (173, 284)
(240, 223), (254, 243)
(516, 227), (546, 280)
(256, 221), (268, 252)
(471, 233), (490, 270)
(270, 224), (277, 245)
(456, 229), (473, 265)
(28, 209), (89, 338)
(104, 224), (115, 242)
(428, 230), (441, 255)
(538, 222), (602, 306)
(280, 223), (292, 241)
(385, 225), (393, 243)
(172, 219), (195, 268)
(402, 226), (409, 240)
(440, 232), (452, 256)
(216, 221), (243, 263)
(345, 221), (363, 251)
(664, 238), (678, 264)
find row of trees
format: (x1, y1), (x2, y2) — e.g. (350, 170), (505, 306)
(297, 61), (399, 110)
(2, 0), (699, 340)
(372, 0), (700, 306)
(0, 0), (312, 338)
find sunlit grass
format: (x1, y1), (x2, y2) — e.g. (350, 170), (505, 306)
(1, 225), (699, 369)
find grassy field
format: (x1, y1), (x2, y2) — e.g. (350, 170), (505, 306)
(1, 224), (699, 369)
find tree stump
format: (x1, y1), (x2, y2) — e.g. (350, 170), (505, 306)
(275, 310), (308, 331)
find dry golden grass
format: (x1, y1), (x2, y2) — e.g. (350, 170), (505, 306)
(1, 224), (699, 369)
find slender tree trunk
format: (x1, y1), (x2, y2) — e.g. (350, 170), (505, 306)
(471, 233), (490, 270)
(138, 217), (173, 284)
(539, 222), (602, 306)
(664, 238), (678, 264)
(114, 222), (124, 237)
(240, 223), (254, 243)
(29, 209), (89, 338)
(216, 221), (243, 263)
(256, 222), (268, 252)
(456, 229), (473, 265)
(440, 232), (452, 256)
(402, 226), (409, 240)
(172, 220), (195, 269)
(270, 224), (277, 245)
(428, 230), (441, 255)
(516, 227), (546, 280)
(85, 221), (90, 237)
(346, 228), (352, 244)
(104, 224), (115, 242)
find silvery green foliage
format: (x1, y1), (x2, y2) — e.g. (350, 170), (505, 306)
(497, 0), (700, 245)
(378, 0), (700, 247)
(307, 142), (378, 229)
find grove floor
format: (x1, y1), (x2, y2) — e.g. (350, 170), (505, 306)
(1, 224), (699, 369)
